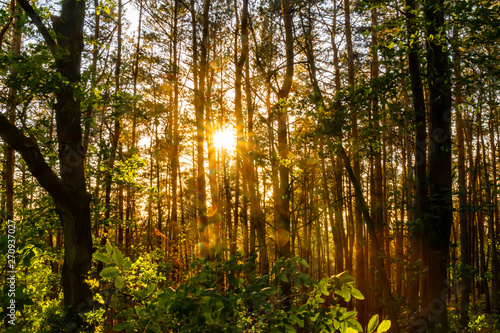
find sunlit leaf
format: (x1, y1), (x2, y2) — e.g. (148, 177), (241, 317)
(377, 320), (391, 332)
(100, 266), (119, 278)
(95, 253), (112, 264)
(114, 275), (124, 289)
(368, 315), (379, 333)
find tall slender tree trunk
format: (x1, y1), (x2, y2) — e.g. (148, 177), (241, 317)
(171, 0), (180, 255)
(4, 0), (21, 224)
(104, 0), (123, 251)
(453, 34), (471, 327)
(405, 0), (426, 317)
(488, 108), (500, 312)
(232, 0), (243, 257)
(240, 0), (269, 273)
(342, 0), (370, 325)
(370, 8), (384, 315)
(275, 0), (294, 309)
(3, 4), (21, 327)
(125, 0), (142, 255)
(339, 147), (400, 332)
(195, 0), (210, 259)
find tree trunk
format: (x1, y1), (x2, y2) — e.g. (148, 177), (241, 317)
(4, 0), (21, 223)
(424, 0), (453, 329)
(103, 0), (123, 253)
(275, 0), (294, 309)
(453, 36), (471, 327)
(171, 0), (180, 256)
(339, 147), (400, 332)
(405, 0), (427, 318)
(370, 8), (384, 315)
(10, 0), (94, 319)
(195, 0), (210, 259)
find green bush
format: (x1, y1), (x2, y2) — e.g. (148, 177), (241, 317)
(95, 246), (391, 333)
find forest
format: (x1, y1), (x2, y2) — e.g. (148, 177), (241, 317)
(0, 0), (499, 332)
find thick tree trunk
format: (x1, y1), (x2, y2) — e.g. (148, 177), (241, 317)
(424, 0), (453, 330)
(11, 0), (94, 319)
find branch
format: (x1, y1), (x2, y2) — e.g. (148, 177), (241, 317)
(0, 112), (65, 202)
(0, 16), (13, 49)
(17, 0), (57, 55)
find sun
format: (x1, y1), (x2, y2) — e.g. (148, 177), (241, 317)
(212, 127), (236, 152)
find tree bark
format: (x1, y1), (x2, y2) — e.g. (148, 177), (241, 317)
(424, 0), (453, 329)
(370, 8), (384, 315)
(195, 0), (210, 259)
(405, 0), (426, 317)
(338, 146), (400, 332)
(4, 0), (21, 223)
(453, 33), (471, 327)
(275, 0), (294, 310)
(12, 0), (94, 318)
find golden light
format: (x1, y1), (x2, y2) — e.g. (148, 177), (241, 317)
(212, 127), (236, 152)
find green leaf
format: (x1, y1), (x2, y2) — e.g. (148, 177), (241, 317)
(336, 288), (351, 302)
(368, 315), (379, 333)
(377, 320), (391, 332)
(340, 321), (348, 333)
(346, 328), (359, 333)
(229, 274), (238, 287)
(123, 258), (132, 270)
(23, 248), (35, 266)
(95, 253), (112, 264)
(297, 257), (309, 269)
(320, 281), (329, 296)
(351, 288), (364, 300)
(114, 275), (124, 289)
(339, 273), (355, 285)
(100, 266), (119, 278)
(113, 322), (130, 331)
(112, 248), (125, 266)
(204, 312), (214, 325)
(344, 310), (357, 320)
(347, 319), (363, 332)
(133, 289), (145, 299)
(285, 324), (296, 333)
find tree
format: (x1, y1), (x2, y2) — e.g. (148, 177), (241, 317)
(276, 0), (294, 309)
(405, 0), (427, 316)
(0, 0), (94, 320)
(196, 0), (211, 259)
(423, 0), (453, 330)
